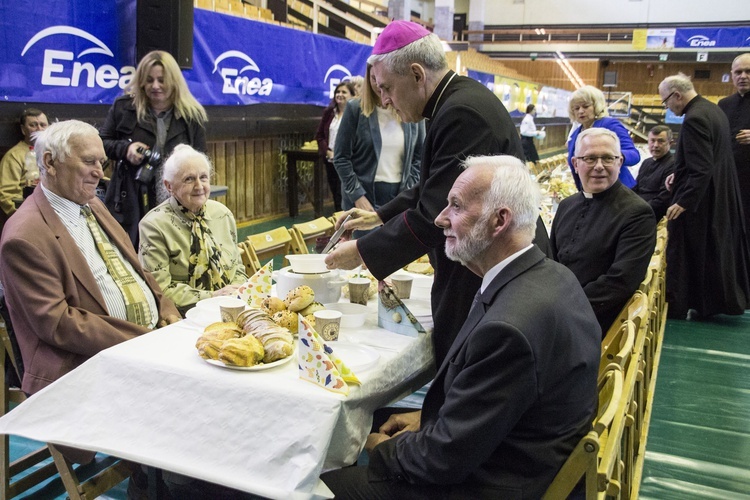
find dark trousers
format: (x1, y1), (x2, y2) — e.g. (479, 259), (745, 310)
(325, 160), (342, 212)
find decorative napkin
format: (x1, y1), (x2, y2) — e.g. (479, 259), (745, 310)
(237, 261), (273, 309)
(377, 281), (427, 337)
(298, 317), (360, 395)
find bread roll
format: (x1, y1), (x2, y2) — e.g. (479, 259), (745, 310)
(218, 335), (265, 367)
(261, 296), (286, 315)
(284, 285), (315, 312)
(272, 310), (299, 333)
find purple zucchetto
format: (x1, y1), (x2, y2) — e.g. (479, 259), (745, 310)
(372, 20), (432, 55)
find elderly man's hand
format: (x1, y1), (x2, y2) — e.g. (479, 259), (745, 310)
(736, 129), (750, 145)
(324, 240), (363, 270)
(158, 314), (182, 328)
(379, 410), (421, 437)
(334, 208), (383, 233)
(365, 432), (391, 454)
(666, 203), (685, 220)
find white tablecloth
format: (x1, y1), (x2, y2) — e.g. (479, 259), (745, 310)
(0, 273), (435, 499)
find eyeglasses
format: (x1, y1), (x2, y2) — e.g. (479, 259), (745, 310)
(575, 155), (621, 167)
(661, 91), (676, 107)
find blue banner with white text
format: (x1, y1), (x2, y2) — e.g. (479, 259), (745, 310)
(674, 27), (750, 48)
(0, 0), (137, 104)
(188, 9), (370, 107)
(0, 0), (371, 106)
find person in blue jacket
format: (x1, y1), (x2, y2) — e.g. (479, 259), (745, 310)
(566, 85), (639, 190)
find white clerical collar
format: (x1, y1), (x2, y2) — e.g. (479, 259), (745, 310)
(481, 244), (534, 293)
(582, 191), (594, 198)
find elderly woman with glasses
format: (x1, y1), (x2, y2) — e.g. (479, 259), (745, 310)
(138, 145), (247, 315)
(566, 85), (640, 191)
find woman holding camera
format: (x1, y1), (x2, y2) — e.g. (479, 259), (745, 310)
(100, 50), (208, 247)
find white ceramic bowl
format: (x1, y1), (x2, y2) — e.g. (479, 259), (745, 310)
(286, 254), (328, 274)
(324, 302), (368, 328)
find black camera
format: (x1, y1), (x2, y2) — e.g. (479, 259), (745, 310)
(134, 147), (162, 184)
(137, 146), (161, 165)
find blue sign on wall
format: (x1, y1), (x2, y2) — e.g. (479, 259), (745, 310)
(0, 0), (371, 107)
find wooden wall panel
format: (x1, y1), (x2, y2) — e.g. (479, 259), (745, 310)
(496, 59), (735, 98)
(499, 60), (600, 91)
(205, 135), (309, 225)
(598, 61), (734, 97)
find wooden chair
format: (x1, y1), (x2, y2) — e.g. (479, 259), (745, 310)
(600, 319), (635, 376)
(619, 351), (641, 500)
(247, 226), (293, 268)
(328, 211), (347, 227)
(48, 445), (135, 500)
(0, 321), (58, 500)
(289, 216), (334, 254)
(237, 241), (260, 276)
(542, 365), (624, 500)
(0, 298), (139, 500)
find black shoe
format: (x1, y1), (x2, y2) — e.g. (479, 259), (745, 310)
(687, 308), (702, 321)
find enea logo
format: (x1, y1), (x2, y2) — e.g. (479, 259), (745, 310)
(687, 35), (716, 47)
(324, 64), (354, 98)
(21, 26), (134, 89)
(212, 51), (273, 96)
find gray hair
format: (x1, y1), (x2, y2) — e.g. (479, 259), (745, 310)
(660, 73), (694, 94)
(568, 85), (609, 122)
(162, 144), (214, 183)
(574, 127), (622, 156)
(34, 119), (99, 171)
(462, 155), (540, 240)
(367, 33), (447, 76)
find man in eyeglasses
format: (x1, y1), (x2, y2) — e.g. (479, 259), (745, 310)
(659, 73), (750, 320)
(550, 127), (656, 335)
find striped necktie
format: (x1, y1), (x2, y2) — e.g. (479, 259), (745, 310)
(81, 206), (152, 327)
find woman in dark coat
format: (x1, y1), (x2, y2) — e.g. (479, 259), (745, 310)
(100, 50), (207, 247)
(315, 81), (356, 212)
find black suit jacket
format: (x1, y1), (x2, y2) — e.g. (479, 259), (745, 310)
(356, 71), (526, 367)
(368, 247), (601, 499)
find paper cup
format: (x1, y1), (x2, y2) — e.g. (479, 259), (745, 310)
(391, 275), (413, 299)
(348, 278), (371, 305)
(314, 310), (342, 341)
(218, 297), (246, 323)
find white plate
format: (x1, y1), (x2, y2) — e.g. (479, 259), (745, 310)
(185, 308), (222, 329)
(329, 342), (380, 372)
(400, 298), (431, 318)
(204, 352), (294, 371)
(195, 297), (230, 311)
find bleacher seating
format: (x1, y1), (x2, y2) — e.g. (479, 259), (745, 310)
(544, 219), (668, 499)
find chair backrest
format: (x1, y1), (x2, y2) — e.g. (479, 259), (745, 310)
(0, 317), (58, 499)
(289, 216), (334, 254)
(237, 241), (260, 276)
(247, 226), (293, 268)
(600, 319), (635, 376)
(0, 296), (136, 500)
(542, 366), (624, 500)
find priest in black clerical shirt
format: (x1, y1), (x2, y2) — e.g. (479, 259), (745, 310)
(632, 125), (675, 221)
(551, 127), (656, 336)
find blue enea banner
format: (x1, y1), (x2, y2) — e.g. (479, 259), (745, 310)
(467, 70), (495, 91)
(188, 9), (370, 106)
(675, 27), (750, 49)
(0, 0), (137, 104)
(0, 0), (371, 107)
